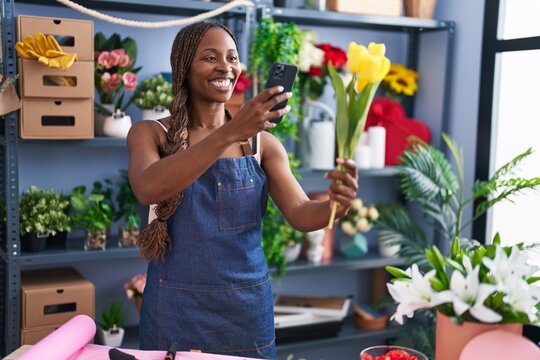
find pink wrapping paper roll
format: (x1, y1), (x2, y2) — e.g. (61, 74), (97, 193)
(18, 314), (96, 360)
(15, 314), (262, 360)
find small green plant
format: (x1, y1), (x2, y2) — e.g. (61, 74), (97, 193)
(133, 74), (173, 110)
(249, 16), (303, 138)
(115, 170), (141, 231)
(70, 180), (115, 232)
(98, 300), (125, 330)
(19, 186), (71, 236)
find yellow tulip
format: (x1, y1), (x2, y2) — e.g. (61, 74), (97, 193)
(327, 41), (391, 229)
(347, 41), (390, 92)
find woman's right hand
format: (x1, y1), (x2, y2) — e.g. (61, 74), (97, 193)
(224, 86), (292, 141)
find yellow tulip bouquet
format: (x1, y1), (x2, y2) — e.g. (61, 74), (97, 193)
(327, 42), (391, 228)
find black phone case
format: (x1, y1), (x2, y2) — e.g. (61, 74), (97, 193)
(265, 62), (298, 124)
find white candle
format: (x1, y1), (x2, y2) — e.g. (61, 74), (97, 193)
(355, 144), (371, 169)
(368, 126), (386, 169)
(309, 121), (335, 170)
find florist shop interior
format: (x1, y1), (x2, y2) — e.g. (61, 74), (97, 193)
(1, 0), (540, 359)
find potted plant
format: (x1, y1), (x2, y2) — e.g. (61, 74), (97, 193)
(19, 186), (71, 252)
(250, 16), (305, 276)
(46, 192), (72, 249)
(281, 223), (305, 264)
(375, 135), (540, 358)
(97, 300), (126, 347)
(94, 32), (141, 137)
(70, 180), (115, 250)
(133, 74), (173, 120)
(115, 170), (141, 247)
(338, 198), (380, 259)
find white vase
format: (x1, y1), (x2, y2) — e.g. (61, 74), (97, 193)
(95, 105), (132, 138)
(141, 106), (171, 121)
(98, 327), (125, 347)
(283, 243), (302, 263)
(378, 239), (400, 257)
(306, 229), (325, 264)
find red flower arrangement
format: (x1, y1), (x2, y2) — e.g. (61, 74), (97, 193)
(361, 346), (427, 360)
(233, 69), (252, 94)
(300, 42), (347, 100)
(362, 349), (420, 360)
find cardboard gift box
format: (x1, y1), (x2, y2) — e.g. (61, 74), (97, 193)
(19, 97), (93, 139)
(327, 0), (402, 17)
(20, 324), (59, 345)
(21, 267), (95, 329)
(274, 295), (351, 343)
(17, 15), (94, 61)
(18, 59), (94, 99)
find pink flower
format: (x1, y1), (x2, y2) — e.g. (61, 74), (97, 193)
(111, 49), (131, 68)
(125, 289), (134, 299)
(101, 72), (121, 93)
(122, 72), (137, 92)
(97, 51), (119, 69)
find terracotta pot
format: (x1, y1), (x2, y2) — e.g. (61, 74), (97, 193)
(435, 311), (523, 360)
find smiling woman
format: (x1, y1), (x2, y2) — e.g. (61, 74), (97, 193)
(126, 22), (359, 358)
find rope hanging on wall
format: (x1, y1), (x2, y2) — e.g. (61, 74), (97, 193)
(55, 0), (255, 28)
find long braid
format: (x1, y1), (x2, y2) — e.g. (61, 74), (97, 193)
(137, 22), (237, 262)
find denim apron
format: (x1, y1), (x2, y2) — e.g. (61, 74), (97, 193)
(140, 153), (275, 359)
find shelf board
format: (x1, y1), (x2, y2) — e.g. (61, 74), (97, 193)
(272, 7), (451, 31)
(121, 318), (419, 354)
(20, 236), (141, 268)
(299, 166), (399, 177)
(272, 252), (406, 275)
(17, 0), (247, 16)
(19, 137), (127, 147)
(276, 316), (418, 354)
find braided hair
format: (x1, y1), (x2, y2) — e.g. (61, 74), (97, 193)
(137, 22), (237, 262)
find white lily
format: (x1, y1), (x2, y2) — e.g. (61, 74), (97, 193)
(441, 265), (502, 323)
(387, 264), (452, 324)
(483, 246), (537, 290)
(503, 278), (540, 322)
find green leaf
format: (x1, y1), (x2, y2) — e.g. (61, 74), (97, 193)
(431, 246), (446, 271)
(328, 63), (348, 158)
(102, 33), (121, 52)
(386, 266), (411, 279)
(94, 32), (107, 52)
(348, 83), (378, 159)
(492, 232), (501, 245)
(446, 258), (464, 273)
(451, 237), (460, 258)
(375, 204), (430, 271)
(430, 277), (446, 292)
(442, 133), (464, 184)
(122, 37), (138, 65)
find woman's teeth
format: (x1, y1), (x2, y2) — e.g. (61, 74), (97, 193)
(209, 79), (231, 88)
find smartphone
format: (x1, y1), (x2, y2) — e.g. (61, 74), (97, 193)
(265, 62), (298, 124)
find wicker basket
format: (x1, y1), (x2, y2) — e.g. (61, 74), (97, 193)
(404, 0), (436, 19)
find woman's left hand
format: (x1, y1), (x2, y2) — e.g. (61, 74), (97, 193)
(324, 158), (359, 218)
